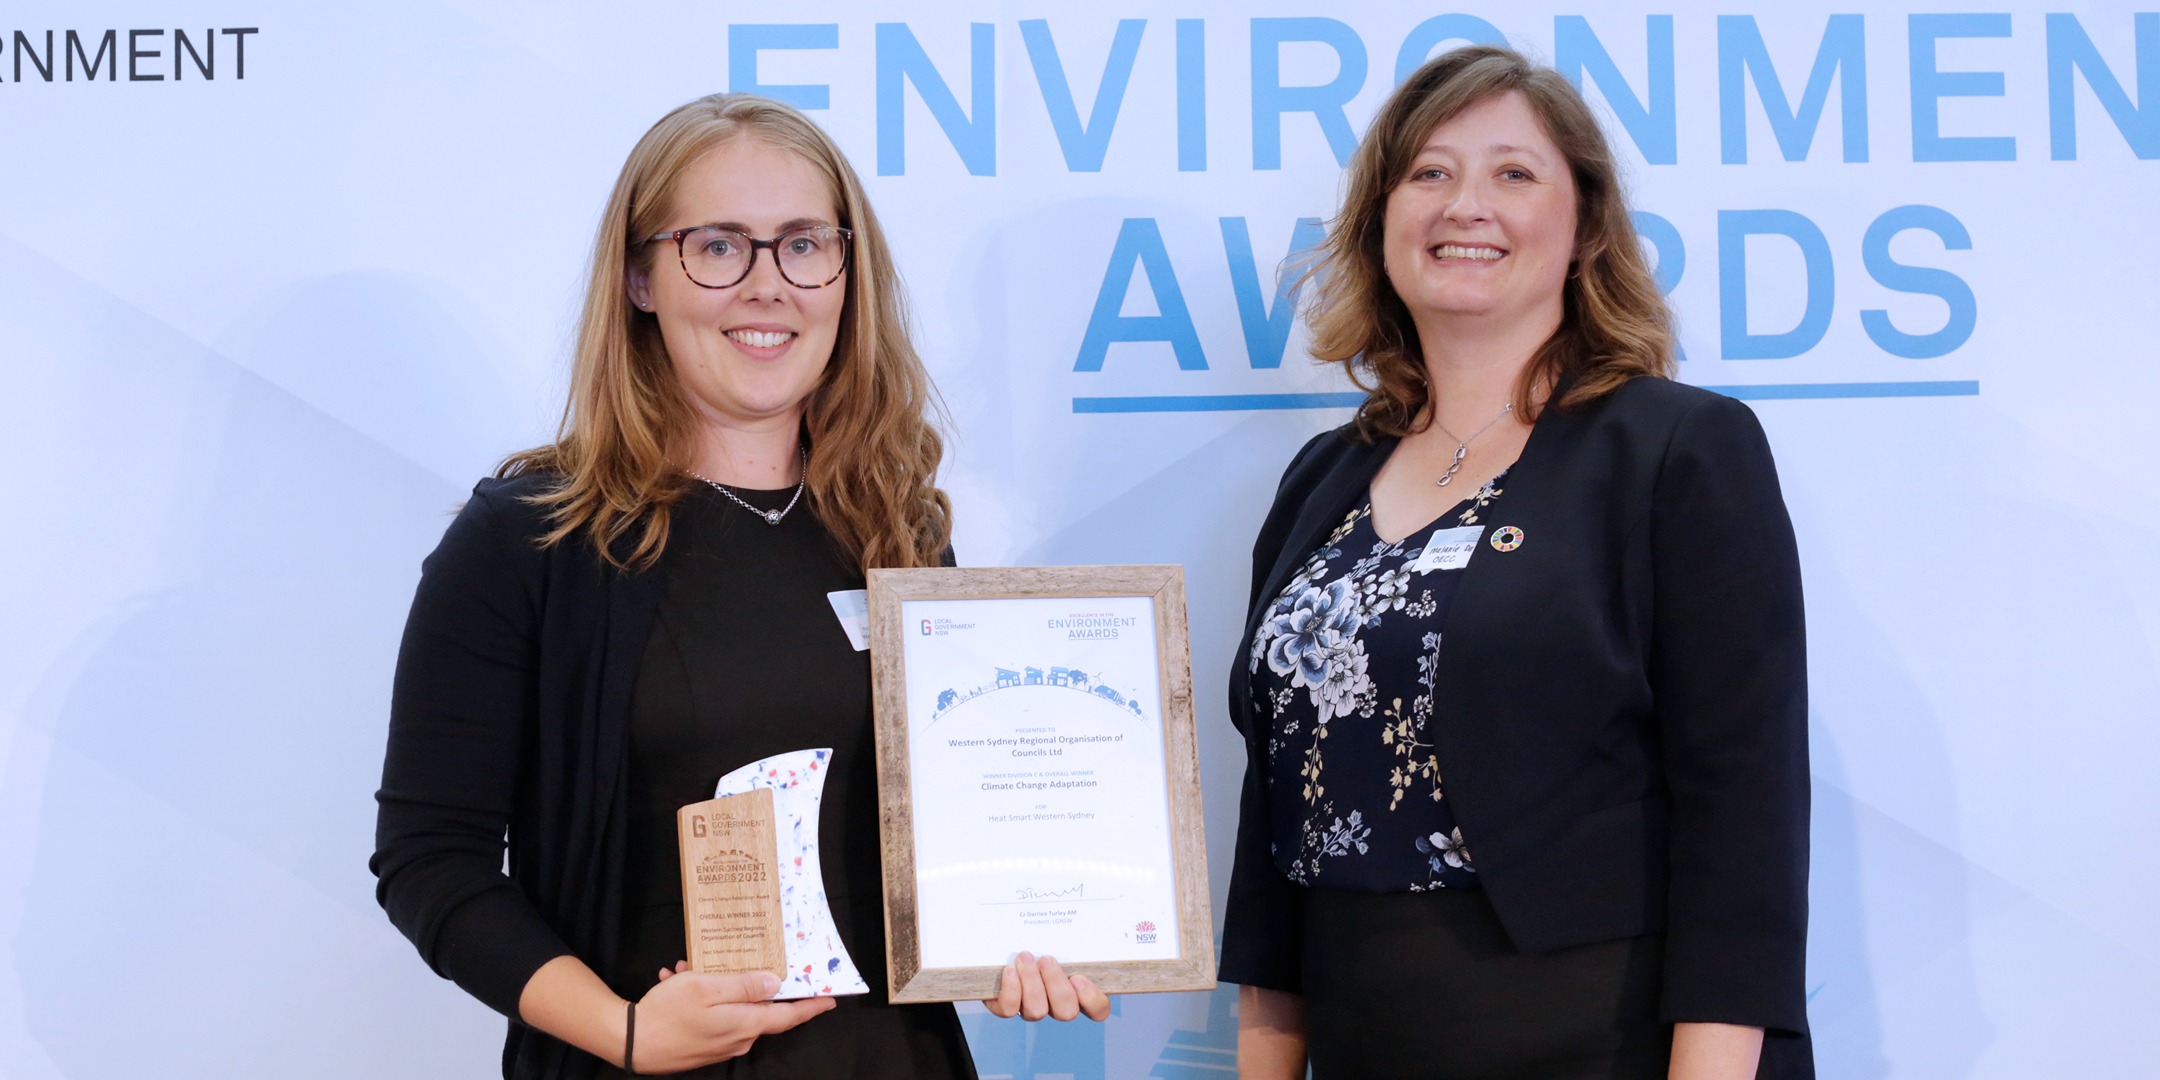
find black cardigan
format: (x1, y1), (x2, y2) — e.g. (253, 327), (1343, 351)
(372, 474), (661, 1079)
(1217, 376), (1812, 1038)
(372, 475), (958, 1078)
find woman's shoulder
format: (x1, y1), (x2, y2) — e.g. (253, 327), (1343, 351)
(1581, 375), (1766, 445)
(468, 470), (559, 511)
(461, 472), (561, 534)
(432, 471), (580, 574)
(1598, 373), (1733, 416)
(1580, 376), (1781, 493)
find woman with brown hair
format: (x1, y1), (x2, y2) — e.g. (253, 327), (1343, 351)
(371, 94), (1102, 1079)
(1221, 47), (1811, 1078)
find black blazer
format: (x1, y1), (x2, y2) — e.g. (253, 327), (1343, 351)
(1217, 376), (1811, 1038)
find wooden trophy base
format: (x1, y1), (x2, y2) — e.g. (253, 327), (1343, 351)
(676, 788), (787, 977)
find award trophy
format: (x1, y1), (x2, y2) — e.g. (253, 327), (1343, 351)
(677, 748), (869, 999)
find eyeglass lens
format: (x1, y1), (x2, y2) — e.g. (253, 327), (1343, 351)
(679, 226), (847, 289)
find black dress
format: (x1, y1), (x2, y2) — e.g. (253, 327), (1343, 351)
(595, 482), (976, 1079)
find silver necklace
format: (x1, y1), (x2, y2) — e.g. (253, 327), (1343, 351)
(1432, 403), (1514, 487)
(689, 447), (807, 526)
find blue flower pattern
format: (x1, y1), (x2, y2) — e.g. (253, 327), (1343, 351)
(1261, 575), (1371, 725)
(1253, 474), (1506, 890)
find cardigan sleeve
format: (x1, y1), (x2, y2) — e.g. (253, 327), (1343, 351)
(370, 484), (575, 1019)
(1648, 394), (1811, 1035)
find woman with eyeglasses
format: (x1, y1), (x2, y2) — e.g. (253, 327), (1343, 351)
(371, 94), (1104, 1080)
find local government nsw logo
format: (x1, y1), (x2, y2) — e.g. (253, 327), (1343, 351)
(1133, 920), (1157, 944)
(920, 619), (933, 635)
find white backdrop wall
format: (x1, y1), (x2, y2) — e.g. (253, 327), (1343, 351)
(3, 3), (2156, 1077)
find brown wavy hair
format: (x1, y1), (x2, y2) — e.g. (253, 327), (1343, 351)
(1303, 45), (1675, 439)
(499, 93), (952, 571)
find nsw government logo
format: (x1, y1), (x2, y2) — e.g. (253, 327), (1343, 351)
(1133, 920), (1157, 944)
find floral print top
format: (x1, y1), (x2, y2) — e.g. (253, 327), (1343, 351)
(1250, 473), (1508, 892)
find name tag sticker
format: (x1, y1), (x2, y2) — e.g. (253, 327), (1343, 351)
(1411, 526), (1484, 574)
(826, 589), (871, 651)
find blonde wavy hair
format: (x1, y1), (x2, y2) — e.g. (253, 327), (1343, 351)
(500, 94), (952, 571)
(1304, 45), (1676, 438)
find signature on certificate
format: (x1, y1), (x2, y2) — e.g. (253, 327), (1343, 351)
(1013, 883), (1086, 902)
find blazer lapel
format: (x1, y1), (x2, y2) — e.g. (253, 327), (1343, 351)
(1419, 390), (1586, 830)
(1433, 372), (1584, 644)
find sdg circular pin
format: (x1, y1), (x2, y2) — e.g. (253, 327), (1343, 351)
(1490, 526), (1524, 552)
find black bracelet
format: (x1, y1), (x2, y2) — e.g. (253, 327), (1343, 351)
(623, 1000), (637, 1075)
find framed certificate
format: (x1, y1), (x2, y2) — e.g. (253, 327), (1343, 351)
(866, 565), (1216, 1003)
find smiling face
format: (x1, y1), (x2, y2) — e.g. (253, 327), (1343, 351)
(629, 138), (846, 436)
(1381, 91), (1579, 332)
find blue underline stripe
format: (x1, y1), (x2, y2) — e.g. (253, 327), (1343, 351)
(1070, 381), (1980, 413)
(1707, 380), (1980, 400)
(1072, 392), (1366, 413)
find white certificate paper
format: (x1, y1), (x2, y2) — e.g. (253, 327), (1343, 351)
(899, 595), (1181, 969)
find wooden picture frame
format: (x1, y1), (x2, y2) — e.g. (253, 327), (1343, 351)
(866, 565), (1216, 1003)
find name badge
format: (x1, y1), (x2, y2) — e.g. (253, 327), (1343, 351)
(826, 589), (871, 651)
(1411, 526), (1483, 574)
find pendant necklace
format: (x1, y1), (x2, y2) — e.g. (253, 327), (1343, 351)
(1432, 403), (1514, 488)
(689, 446), (808, 525)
